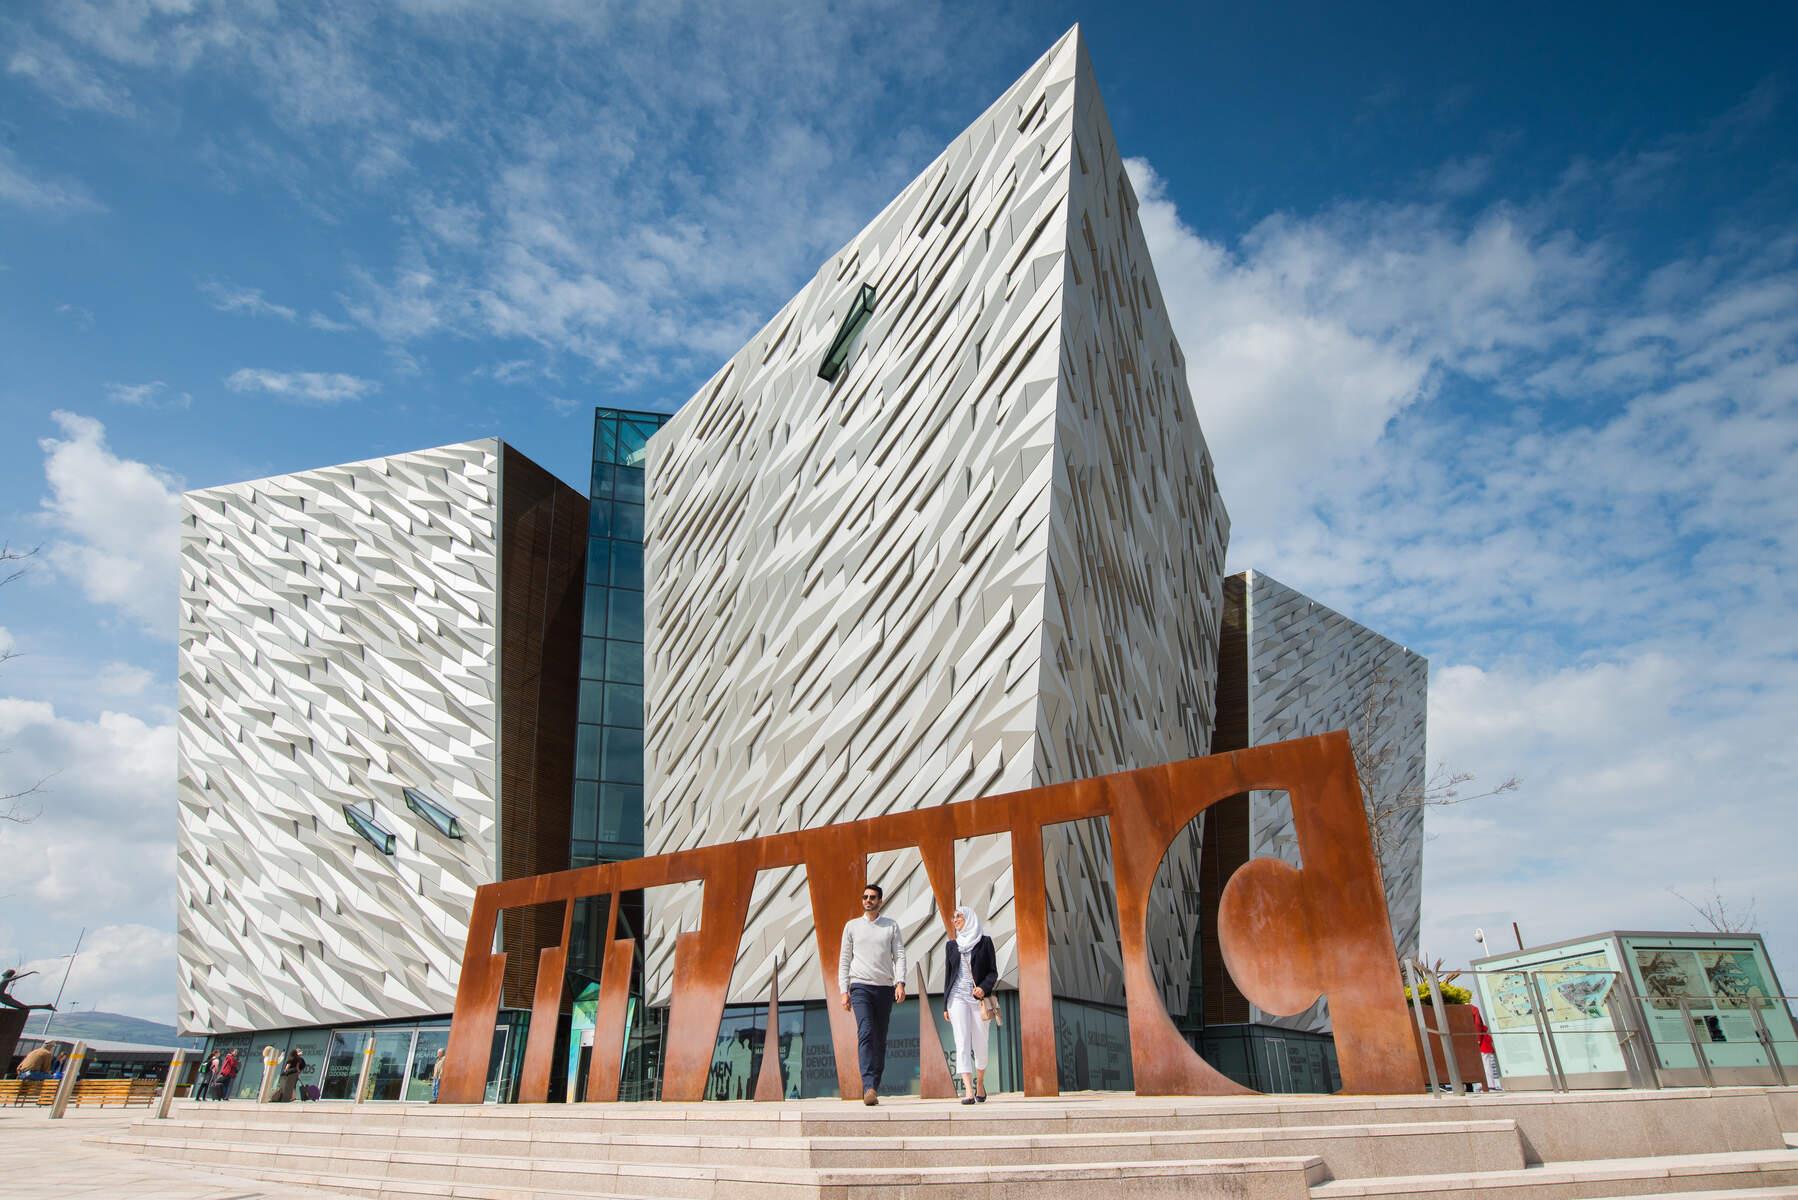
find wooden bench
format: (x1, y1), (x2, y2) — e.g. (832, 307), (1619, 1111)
(68, 1078), (162, 1107)
(0, 1078), (51, 1106)
(0, 1077), (162, 1107)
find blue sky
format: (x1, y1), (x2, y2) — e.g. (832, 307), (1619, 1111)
(1, 2), (1794, 1023)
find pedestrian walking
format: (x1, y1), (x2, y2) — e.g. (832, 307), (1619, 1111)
(941, 904), (998, 1104)
(194, 1053), (215, 1100)
(837, 882), (905, 1105)
(272, 1047), (306, 1102)
(212, 1048), (240, 1100)
(430, 1047), (446, 1101)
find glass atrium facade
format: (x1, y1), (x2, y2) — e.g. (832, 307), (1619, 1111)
(572, 408), (666, 868)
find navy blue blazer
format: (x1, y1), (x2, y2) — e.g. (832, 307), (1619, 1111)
(941, 935), (998, 999)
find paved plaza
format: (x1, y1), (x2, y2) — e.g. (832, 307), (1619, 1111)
(0, 1108), (341, 1200)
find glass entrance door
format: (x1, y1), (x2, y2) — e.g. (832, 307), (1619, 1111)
(320, 1033), (360, 1100)
(362, 1031), (414, 1101)
(407, 1030), (449, 1101)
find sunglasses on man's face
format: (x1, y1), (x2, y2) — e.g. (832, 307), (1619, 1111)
(862, 894), (879, 901)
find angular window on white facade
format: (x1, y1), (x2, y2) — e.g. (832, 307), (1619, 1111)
(402, 786), (463, 839)
(342, 803), (397, 855)
(817, 283), (877, 382)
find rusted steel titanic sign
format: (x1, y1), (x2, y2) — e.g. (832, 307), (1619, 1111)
(439, 731), (1424, 1102)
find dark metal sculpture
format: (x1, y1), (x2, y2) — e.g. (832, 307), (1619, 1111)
(0, 968), (54, 1072)
(439, 731), (1423, 1102)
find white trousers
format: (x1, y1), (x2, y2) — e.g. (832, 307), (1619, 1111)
(947, 998), (989, 1076)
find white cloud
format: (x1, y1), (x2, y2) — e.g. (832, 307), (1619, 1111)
(106, 380), (192, 410)
(1130, 138), (1798, 976)
(6, 30), (134, 116)
(38, 412), (184, 638)
(0, 694), (177, 1024)
(96, 662), (153, 697)
(0, 148), (105, 215)
(1422, 650), (1798, 977)
(5, 925), (177, 1025)
(225, 367), (378, 404)
(1127, 158), (1432, 529)
(201, 280), (298, 321)
(54, 302), (95, 330)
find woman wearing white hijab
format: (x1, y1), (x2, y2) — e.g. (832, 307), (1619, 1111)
(941, 904), (998, 1103)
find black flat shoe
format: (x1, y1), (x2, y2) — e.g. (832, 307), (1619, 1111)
(975, 1088), (987, 1102)
(960, 1096), (976, 1104)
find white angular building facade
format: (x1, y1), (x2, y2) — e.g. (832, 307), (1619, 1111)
(177, 440), (585, 1037)
(642, 28), (1229, 1012)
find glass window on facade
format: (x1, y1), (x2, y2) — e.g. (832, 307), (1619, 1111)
(570, 406), (667, 871)
(571, 407), (666, 1009)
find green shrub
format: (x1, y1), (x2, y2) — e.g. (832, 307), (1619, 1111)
(1405, 981), (1473, 1005)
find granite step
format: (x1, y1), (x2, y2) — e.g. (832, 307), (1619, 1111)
(94, 1128), (1329, 1200)
(114, 1113), (1522, 1177)
(1309, 1149), (1798, 1200)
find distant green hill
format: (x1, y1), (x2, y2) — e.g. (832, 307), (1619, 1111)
(21, 1010), (205, 1049)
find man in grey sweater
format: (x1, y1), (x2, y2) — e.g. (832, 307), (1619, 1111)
(838, 882), (906, 1104)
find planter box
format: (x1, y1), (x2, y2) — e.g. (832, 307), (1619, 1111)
(1410, 1002), (1485, 1086)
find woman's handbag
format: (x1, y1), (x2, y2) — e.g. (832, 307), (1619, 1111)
(979, 993), (1001, 1024)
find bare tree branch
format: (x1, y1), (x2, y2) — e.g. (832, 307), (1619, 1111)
(1349, 665), (1521, 869)
(1669, 879), (1758, 933)
(0, 542), (35, 592)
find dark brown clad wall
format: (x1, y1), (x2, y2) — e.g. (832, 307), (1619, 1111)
(1200, 572), (1251, 1025)
(497, 444), (586, 1010)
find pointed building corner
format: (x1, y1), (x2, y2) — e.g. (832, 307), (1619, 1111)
(1032, 25), (1232, 1014)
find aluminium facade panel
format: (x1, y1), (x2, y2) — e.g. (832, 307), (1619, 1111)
(1238, 568), (1427, 1032)
(178, 441), (504, 1036)
(642, 28), (1227, 1011)
(177, 440), (584, 1037)
(1034, 37), (1229, 1012)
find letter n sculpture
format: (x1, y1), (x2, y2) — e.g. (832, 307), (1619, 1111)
(438, 732), (1425, 1101)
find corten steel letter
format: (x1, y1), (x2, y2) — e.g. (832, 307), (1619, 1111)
(1008, 812), (1060, 1096)
(661, 851), (759, 1101)
(802, 822), (871, 1100)
(1107, 768), (1253, 1095)
(585, 932), (635, 1103)
(754, 962), (784, 1102)
(1217, 733), (1423, 1094)
(915, 963), (957, 1099)
(517, 899), (574, 1103)
(441, 732), (1423, 1103)
(439, 899), (504, 1103)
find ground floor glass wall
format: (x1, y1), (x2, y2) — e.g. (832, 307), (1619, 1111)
(203, 1012), (522, 1102)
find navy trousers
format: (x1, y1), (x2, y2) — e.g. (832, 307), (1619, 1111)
(848, 983), (895, 1091)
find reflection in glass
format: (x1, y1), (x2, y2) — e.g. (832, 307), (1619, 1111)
(575, 724), (601, 779)
(610, 542), (644, 590)
(320, 1034), (359, 1100)
(608, 590), (643, 641)
(602, 727), (644, 784)
(409, 1030), (449, 1101)
(612, 501), (644, 541)
(363, 1031), (412, 1101)
(581, 636), (607, 680)
(573, 781), (599, 841)
(604, 682), (643, 727)
(605, 639), (644, 685)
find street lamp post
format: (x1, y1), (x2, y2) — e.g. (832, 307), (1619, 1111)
(37, 928), (85, 1040)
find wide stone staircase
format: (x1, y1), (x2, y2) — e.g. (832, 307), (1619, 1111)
(94, 1085), (1798, 1200)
